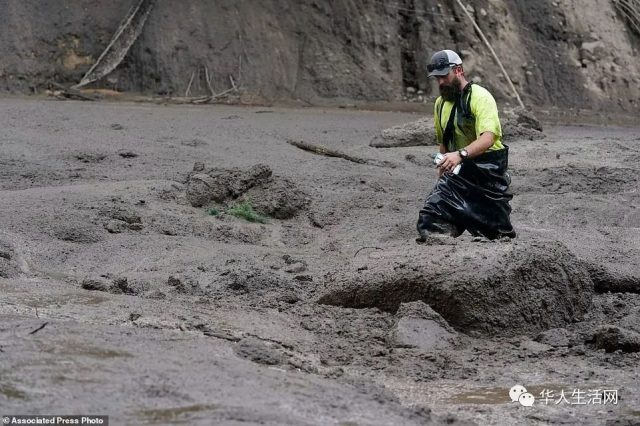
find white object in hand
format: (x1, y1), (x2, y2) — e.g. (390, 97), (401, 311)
(433, 153), (461, 175)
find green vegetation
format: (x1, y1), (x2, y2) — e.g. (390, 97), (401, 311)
(206, 199), (268, 223)
(227, 199), (269, 224)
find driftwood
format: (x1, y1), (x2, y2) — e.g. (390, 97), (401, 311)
(47, 82), (98, 101)
(455, 0), (525, 109)
(74, 0), (155, 88)
(613, 0), (640, 35)
(287, 139), (396, 168)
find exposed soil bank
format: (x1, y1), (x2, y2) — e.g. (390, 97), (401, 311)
(1, 0), (639, 111)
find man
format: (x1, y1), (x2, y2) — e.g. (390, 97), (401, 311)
(416, 49), (516, 242)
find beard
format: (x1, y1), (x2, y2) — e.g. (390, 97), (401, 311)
(439, 76), (462, 102)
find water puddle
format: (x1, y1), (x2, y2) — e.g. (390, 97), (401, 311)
(449, 384), (570, 405)
(138, 404), (219, 424)
(0, 383), (28, 399)
(41, 341), (133, 359)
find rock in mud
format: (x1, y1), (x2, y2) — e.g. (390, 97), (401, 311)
(318, 240), (593, 336)
(593, 325), (640, 353)
(387, 301), (458, 351)
(186, 163), (272, 207)
(370, 118), (437, 148)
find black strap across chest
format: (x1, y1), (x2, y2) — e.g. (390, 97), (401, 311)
(438, 82), (474, 152)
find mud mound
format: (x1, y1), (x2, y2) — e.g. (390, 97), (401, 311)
(244, 176), (311, 219)
(51, 222), (104, 243)
(387, 301), (459, 352)
(0, 239), (21, 278)
(502, 107), (545, 142)
(185, 163), (310, 219)
(586, 263), (640, 294)
(513, 165), (637, 194)
(593, 325), (640, 353)
(218, 263), (298, 296)
(186, 163), (272, 207)
(371, 107), (544, 149)
(98, 204), (144, 234)
(370, 118), (436, 148)
(318, 240), (593, 336)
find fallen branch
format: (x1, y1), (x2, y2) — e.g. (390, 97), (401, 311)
(454, 0), (525, 108)
(29, 322), (49, 335)
(287, 139), (368, 164)
(73, 0), (155, 88)
(287, 139), (396, 168)
(354, 246), (383, 258)
(185, 70), (196, 97)
(204, 65), (216, 96)
(47, 82), (98, 101)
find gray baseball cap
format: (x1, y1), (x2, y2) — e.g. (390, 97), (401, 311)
(427, 49), (463, 77)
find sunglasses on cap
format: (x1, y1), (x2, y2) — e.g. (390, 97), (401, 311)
(427, 62), (458, 73)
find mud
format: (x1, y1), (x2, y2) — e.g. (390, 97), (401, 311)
(1, 98), (640, 425)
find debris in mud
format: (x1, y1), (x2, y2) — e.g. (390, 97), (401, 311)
(370, 118), (436, 148)
(288, 139), (396, 168)
(593, 325), (640, 353)
(318, 240), (594, 336)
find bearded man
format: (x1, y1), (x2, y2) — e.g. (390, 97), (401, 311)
(416, 49), (516, 242)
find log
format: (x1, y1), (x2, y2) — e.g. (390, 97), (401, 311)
(73, 0), (155, 88)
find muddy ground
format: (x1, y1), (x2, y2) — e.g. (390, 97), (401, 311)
(1, 97), (639, 425)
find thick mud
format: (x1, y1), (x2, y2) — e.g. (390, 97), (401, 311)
(1, 98), (639, 425)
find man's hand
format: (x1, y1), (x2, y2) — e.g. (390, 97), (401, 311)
(436, 151), (462, 174)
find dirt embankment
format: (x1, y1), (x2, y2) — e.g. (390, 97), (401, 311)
(1, 0), (639, 110)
